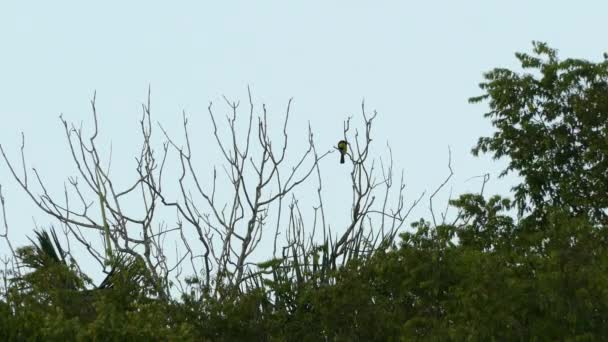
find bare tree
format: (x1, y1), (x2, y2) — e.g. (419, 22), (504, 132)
(1, 90), (423, 300)
(152, 88), (333, 293)
(1, 90), (172, 297)
(248, 102), (425, 307)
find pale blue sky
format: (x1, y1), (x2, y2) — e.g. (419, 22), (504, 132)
(1, 1), (607, 275)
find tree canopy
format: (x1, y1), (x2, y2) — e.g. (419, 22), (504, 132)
(471, 42), (608, 223)
(1, 42), (607, 340)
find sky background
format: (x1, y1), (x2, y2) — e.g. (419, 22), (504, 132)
(1, 1), (607, 281)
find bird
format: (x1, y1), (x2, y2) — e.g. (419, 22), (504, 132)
(337, 140), (348, 164)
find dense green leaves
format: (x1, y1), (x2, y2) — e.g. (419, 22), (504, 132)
(3, 205), (607, 340)
(471, 42), (608, 223)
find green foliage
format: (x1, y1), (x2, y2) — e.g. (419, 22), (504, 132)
(470, 41), (608, 223)
(2, 207), (608, 340)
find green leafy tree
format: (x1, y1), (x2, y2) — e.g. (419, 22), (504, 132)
(470, 42), (608, 223)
